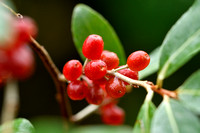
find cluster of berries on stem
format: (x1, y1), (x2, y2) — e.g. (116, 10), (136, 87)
(63, 34), (150, 125)
(0, 13), (37, 84)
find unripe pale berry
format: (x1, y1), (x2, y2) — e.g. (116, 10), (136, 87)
(105, 77), (126, 98)
(127, 50), (150, 71)
(84, 60), (107, 80)
(101, 103), (125, 125)
(63, 60), (82, 81)
(118, 68), (138, 85)
(100, 50), (119, 70)
(67, 80), (87, 100)
(82, 34), (104, 60)
(86, 84), (104, 105)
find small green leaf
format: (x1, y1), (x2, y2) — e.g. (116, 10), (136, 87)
(133, 101), (156, 133)
(139, 47), (160, 79)
(69, 125), (132, 133)
(0, 118), (35, 133)
(177, 70), (200, 114)
(151, 97), (200, 133)
(71, 4), (126, 64)
(158, 0), (200, 82)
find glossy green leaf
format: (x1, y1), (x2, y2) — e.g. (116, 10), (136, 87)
(151, 98), (200, 133)
(158, 0), (200, 81)
(177, 70), (200, 114)
(133, 101), (156, 133)
(0, 118), (35, 133)
(69, 125), (132, 133)
(71, 4), (126, 64)
(139, 47), (160, 79)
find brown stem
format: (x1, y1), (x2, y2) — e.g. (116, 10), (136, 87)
(30, 37), (72, 120)
(151, 85), (177, 99)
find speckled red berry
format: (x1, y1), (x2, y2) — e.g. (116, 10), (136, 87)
(86, 84), (104, 105)
(105, 77), (126, 98)
(101, 103), (125, 125)
(118, 68), (138, 85)
(67, 80), (87, 100)
(100, 50), (119, 70)
(84, 60), (107, 80)
(82, 34), (104, 60)
(127, 50), (150, 71)
(63, 60), (82, 81)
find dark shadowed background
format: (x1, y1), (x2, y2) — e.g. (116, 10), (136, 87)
(2, 0), (198, 126)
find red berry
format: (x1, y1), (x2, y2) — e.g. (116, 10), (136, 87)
(82, 34), (104, 60)
(84, 60), (107, 80)
(105, 77), (126, 98)
(63, 60), (82, 81)
(100, 50), (119, 70)
(14, 17), (37, 44)
(9, 45), (35, 80)
(127, 51), (150, 71)
(0, 50), (10, 78)
(101, 103), (125, 125)
(93, 77), (107, 85)
(118, 68), (138, 85)
(86, 84), (104, 105)
(67, 80), (87, 100)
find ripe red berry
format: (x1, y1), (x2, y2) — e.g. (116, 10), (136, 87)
(67, 80), (87, 100)
(63, 60), (82, 81)
(0, 50), (10, 78)
(127, 50), (150, 71)
(100, 50), (119, 70)
(82, 34), (104, 60)
(84, 60), (107, 80)
(105, 77), (126, 98)
(14, 17), (37, 44)
(101, 103), (125, 125)
(93, 77), (107, 85)
(118, 68), (138, 85)
(86, 84), (104, 105)
(9, 45), (35, 80)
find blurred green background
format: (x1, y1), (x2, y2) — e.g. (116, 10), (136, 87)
(1, 0), (199, 126)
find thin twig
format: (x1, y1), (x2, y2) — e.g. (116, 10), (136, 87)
(1, 80), (19, 124)
(107, 70), (177, 99)
(113, 64), (128, 72)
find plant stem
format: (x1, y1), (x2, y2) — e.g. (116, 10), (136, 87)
(107, 70), (177, 99)
(1, 80), (19, 124)
(30, 37), (72, 120)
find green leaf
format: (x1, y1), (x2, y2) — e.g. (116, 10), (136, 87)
(177, 70), (200, 114)
(139, 47), (160, 79)
(151, 97), (200, 133)
(0, 118), (35, 133)
(69, 125), (132, 133)
(71, 4), (126, 65)
(133, 101), (156, 133)
(158, 0), (200, 82)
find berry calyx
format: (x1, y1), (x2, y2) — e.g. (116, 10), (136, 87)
(105, 77), (126, 98)
(118, 67), (138, 85)
(84, 60), (107, 80)
(101, 103), (125, 125)
(100, 50), (119, 70)
(86, 84), (104, 105)
(127, 50), (150, 71)
(82, 34), (104, 60)
(63, 60), (82, 81)
(67, 80), (87, 100)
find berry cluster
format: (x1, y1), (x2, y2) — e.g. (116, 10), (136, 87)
(0, 15), (37, 84)
(63, 34), (150, 125)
